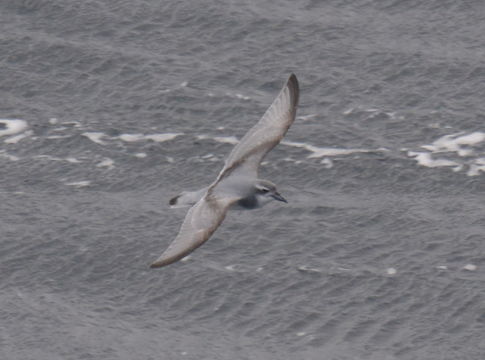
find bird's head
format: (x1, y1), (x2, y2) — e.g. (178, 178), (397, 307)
(254, 179), (287, 204)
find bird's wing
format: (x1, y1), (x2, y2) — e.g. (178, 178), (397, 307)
(214, 74), (299, 184)
(150, 193), (237, 268)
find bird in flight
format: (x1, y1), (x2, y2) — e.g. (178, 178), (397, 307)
(150, 74), (299, 268)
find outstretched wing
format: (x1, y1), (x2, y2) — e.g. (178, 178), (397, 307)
(151, 75), (299, 268)
(215, 74), (299, 183)
(150, 194), (237, 268)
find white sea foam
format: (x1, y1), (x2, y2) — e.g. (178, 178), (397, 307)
(52, 127), (69, 132)
(197, 134), (239, 145)
(421, 131), (485, 156)
(61, 121), (82, 128)
(343, 107), (380, 115)
(282, 157), (302, 165)
(297, 114), (318, 121)
(119, 133), (181, 142)
(197, 134), (380, 161)
(82, 132), (107, 145)
(282, 140), (378, 159)
(463, 264), (477, 271)
(46, 135), (71, 140)
(235, 93), (250, 100)
(386, 267), (397, 275)
(144, 133), (182, 142)
(297, 265), (322, 273)
(82, 131), (182, 145)
(407, 152), (461, 169)
(0, 150), (20, 161)
(214, 136), (239, 145)
(467, 158), (485, 176)
(225, 92), (250, 100)
(34, 155), (81, 163)
(96, 158), (114, 169)
(118, 134), (144, 142)
(0, 119), (28, 138)
(320, 158), (333, 168)
(408, 131), (485, 176)
(4, 130), (33, 144)
(65, 180), (91, 187)
(342, 107), (400, 120)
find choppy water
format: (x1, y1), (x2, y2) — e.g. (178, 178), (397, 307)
(1, 1), (484, 359)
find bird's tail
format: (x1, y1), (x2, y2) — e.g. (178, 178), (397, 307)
(169, 187), (207, 208)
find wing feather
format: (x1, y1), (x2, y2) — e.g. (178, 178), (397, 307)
(215, 74), (299, 183)
(150, 195), (236, 268)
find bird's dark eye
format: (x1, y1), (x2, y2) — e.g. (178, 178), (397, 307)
(260, 188), (269, 193)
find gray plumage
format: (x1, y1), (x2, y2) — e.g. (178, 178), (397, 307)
(150, 74), (299, 268)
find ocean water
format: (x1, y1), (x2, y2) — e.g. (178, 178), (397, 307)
(1, 1), (484, 359)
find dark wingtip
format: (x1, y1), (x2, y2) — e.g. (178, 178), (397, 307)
(169, 195), (179, 206)
(150, 255), (185, 269)
(149, 257), (171, 268)
(287, 73), (299, 108)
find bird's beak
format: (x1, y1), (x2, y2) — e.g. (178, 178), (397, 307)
(272, 192), (287, 203)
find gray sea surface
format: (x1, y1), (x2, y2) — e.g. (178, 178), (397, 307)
(1, 1), (484, 359)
